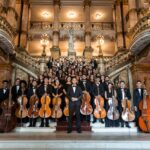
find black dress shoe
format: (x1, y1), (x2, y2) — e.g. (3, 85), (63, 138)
(126, 124), (131, 128)
(40, 124), (44, 127)
(67, 129), (72, 133)
(121, 124), (124, 127)
(77, 129), (82, 133)
(100, 119), (104, 124)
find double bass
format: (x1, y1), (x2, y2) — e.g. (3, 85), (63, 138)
(139, 89), (150, 133)
(121, 96), (135, 122)
(0, 82), (17, 132)
(94, 95), (106, 119)
(80, 91), (93, 115)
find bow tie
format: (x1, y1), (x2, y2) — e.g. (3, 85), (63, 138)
(72, 86), (76, 87)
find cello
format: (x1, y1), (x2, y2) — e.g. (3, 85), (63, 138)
(94, 95), (106, 119)
(15, 87), (28, 126)
(121, 95), (135, 122)
(107, 94), (120, 121)
(0, 81), (17, 132)
(39, 93), (51, 118)
(63, 97), (69, 117)
(139, 84), (150, 133)
(28, 94), (39, 119)
(80, 91), (93, 115)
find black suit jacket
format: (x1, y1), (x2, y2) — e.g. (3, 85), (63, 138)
(79, 81), (91, 93)
(93, 83), (104, 97)
(37, 85), (53, 98)
(117, 88), (131, 102)
(27, 87), (39, 100)
(67, 85), (83, 101)
(133, 88), (144, 108)
(11, 85), (20, 102)
(0, 88), (9, 102)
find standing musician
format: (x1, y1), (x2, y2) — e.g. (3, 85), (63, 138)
(133, 80), (144, 126)
(79, 74), (91, 123)
(105, 83), (118, 127)
(27, 80), (39, 127)
(93, 77), (105, 123)
(11, 78), (20, 102)
(67, 77), (83, 133)
(117, 81), (131, 128)
(0, 80), (9, 103)
(38, 77), (53, 127)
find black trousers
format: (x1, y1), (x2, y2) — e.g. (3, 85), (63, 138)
(68, 100), (81, 130)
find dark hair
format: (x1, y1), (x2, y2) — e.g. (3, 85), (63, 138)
(136, 80), (141, 83)
(120, 80), (125, 84)
(2, 80), (8, 83)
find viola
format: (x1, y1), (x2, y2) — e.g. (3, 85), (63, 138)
(121, 98), (135, 122)
(51, 96), (62, 119)
(0, 82), (17, 132)
(80, 91), (93, 115)
(39, 94), (51, 118)
(63, 97), (69, 117)
(107, 96), (120, 120)
(28, 94), (39, 118)
(139, 90), (150, 133)
(94, 95), (106, 119)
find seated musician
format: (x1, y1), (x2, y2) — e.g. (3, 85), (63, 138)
(38, 77), (53, 127)
(79, 74), (91, 123)
(67, 77), (83, 133)
(93, 77), (105, 123)
(117, 81), (131, 128)
(133, 80), (144, 126)
(27, 80), (39, 127)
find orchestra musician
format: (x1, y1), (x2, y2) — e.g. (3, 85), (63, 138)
(67, 77), (83, 133)
(117, 81), (131, 128)
(27, 80), (39, 127)
(93, 77), (105, 123)
(133, 80), (144, 126)
(38, 77), (53, 127)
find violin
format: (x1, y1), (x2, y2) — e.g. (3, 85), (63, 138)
(121, 97), (135, 122)
(0, 82), (17, 132)
(80, 91), (93, 115)
(39, 94), (51, 118)
(15, 88), (28, 119)
(63, 97), (69, 117)
(28, 94), (39, 118)
(139, 89), (150, 133)
(94, 95), (106, 119)
(107, 95), (120, 121)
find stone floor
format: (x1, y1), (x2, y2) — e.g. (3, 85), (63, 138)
(0, 131), (150, 149)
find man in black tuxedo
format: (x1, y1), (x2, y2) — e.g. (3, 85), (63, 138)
(92, 78), (105, 123)
(27, 80), (39, 127)
(37, 77), (53, 127)
(67, 77), (83, 133)
(117, 81), (131, 128)
(0, 80), (9, 102)
(133, 80), (144, 125)
(0, 80), (9, 115)
(11, 78), (20, 102)
(79, 75), (91, 122)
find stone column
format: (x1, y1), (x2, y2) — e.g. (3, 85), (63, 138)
(50, 0), (60, 59)
(6, 0), (17, 29)
(20, 0), (29, 49)
(83, 0), (93, 59)
(139, 0), (145, 8)
(128, 0), (138, 28)
(115, 1), (124, 49)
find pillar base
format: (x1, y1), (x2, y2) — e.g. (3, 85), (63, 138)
(50, 46), (60, 59)
(83, 47), (93, 59)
